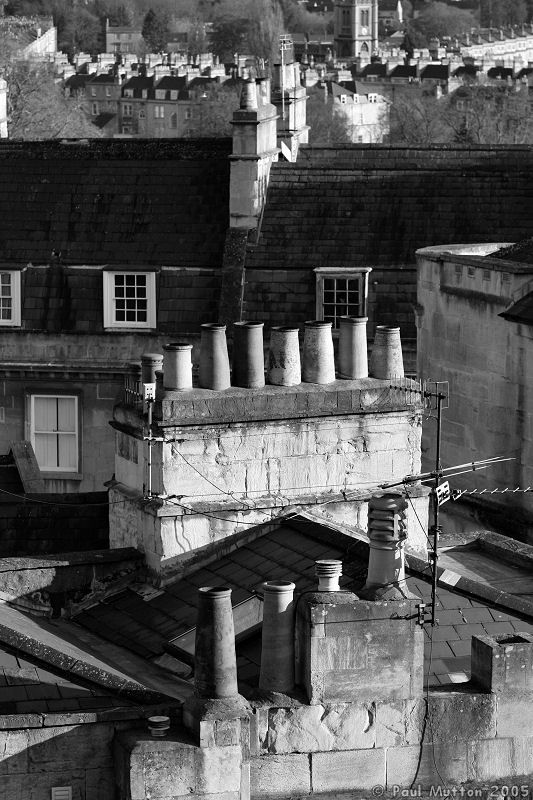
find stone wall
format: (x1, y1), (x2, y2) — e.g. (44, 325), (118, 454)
(416, 244), (533, 526)
(111, 380), (426, 575)
(0, 720), (117, 799)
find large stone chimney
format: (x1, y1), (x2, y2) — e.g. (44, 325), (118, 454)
(229, 77), (280, 230)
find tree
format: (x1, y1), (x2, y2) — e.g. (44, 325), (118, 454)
(210, 17), (249, 61)
(388, 84), (450, 143)
(58, 6), (102, 55)
(306, 92), (352, 145)
(480, 0), (528, 27)
(246, 0), (284, 64)
(141, 7), (169, 52)
(410, 2), (477, 45)
(445, 85), (533, 145)
(187, 17), (209, 58)
(5, 63), (104, 139)
(185, 82), (242, 137)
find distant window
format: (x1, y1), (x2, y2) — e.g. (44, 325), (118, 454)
(361, 8), (369, 26)
(170, 112), (178, 129)
(90, 87), (96, 97)
(103, 271), (156, 329)
(185, 107), (192, 119)
(170, 90), (178, 100)
(0, 271), (21, 326)
(339, 94), (347, 104)
(142, 89), (148, 99)
(368, 93), (378, 103)
(467, 266), (475, 278)
(315, 267), (371, 328)
(341, 7), (350, 31)
(483, 269), (491, 281)
(29, 395), (79, 474)
(91, 101), (99, 115)
(106, 87), (111, 97)
(51, 789), (73, 800)
(139, 108), (146, 118)
(155, 89), (165, 100)
(123, 103), (133, 117)
(124, 88), (134, 98)
(154, 104), (165, 118)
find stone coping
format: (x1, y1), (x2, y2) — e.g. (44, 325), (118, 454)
(114, 377), (424, 431)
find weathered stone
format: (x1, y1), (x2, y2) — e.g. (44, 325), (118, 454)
(386, 742), (468, 787)
(311, 747), (386, 791)
(0, 731), (29, 775)
(251, 754), (311, 796)
(426, 693), (496, 743)
(375, 698), (425, 747)
(27, 725), (114, 773)
(195, 745), (242, 794)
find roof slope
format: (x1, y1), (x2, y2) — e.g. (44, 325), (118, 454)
(246, 145), (533, 274)
(0, 140), (231, 267)
(72, 516), (533, 692)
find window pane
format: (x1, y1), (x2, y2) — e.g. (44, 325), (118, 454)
(34, 396), (57, 431)
(58, 434), (77, 470)
(34, 433), (58, 469)
(57, 398), (76, 433)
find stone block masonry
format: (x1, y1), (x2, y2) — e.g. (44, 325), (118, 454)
(111, 379), (424, 575)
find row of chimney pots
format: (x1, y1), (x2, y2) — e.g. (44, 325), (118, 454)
(140, 318), (405, 392)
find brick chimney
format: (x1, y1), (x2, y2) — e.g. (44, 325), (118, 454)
(229, 77), (279, 230)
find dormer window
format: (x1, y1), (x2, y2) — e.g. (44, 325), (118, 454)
(170, 90), (178, 100)
(103, 271), (157, 329)
(0, 270), (21, 327)
(340, 94), (347, 104)
(124, 88), (134, 98)
(155, 89), (165, 99)
(314, 267), (371, 328)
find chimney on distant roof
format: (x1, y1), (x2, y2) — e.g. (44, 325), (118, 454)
(0, 78), (7, 139)
(229, 77), (280, 230)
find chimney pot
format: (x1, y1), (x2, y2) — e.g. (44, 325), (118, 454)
(163, 342), (193, 391)
(338, 316), (368, 379)
(369, 325), (404, 380)
(194, 586), (239, 699)
(268, 326), (301, 386)
(259, 581), (296, 693)
(232, 321), (265, 388)
(315, 559), (342, 591)
(302, 321), (335, 384)
(198, 324), (231, 391)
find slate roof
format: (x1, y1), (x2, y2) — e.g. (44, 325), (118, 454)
(0, 139), (231, 268)
(70, 515), (533, 693)
(420, 64), (449, 80)
(0, 649), (135, 715)
(499, 292), (533, 324)
(243, 145), (533, 335)
(491, 236), (533, 264)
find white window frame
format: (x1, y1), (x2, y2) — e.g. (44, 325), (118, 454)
(314, 267), (371, 329)
(154, 104), (165, 119)
(29, 394), (80, 475)
(122, 102), (133, 117)
(103, 271), (156, 329)
(0, 270), (21, 327)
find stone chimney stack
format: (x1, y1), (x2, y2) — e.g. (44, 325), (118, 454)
(0, 78), (7, 139)
(229, 77), (280, 230)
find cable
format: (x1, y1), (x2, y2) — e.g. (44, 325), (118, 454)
(0, 486), (128, 508)
(171, 448), (256, 510)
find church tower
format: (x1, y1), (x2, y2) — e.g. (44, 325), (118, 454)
(334, 0), (378, 60)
